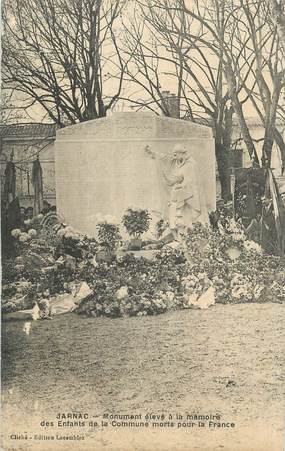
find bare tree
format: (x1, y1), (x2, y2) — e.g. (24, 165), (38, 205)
(179, 0), (261, 161)
(2, 0), (127, 126)
(229, 0), (285, 167)
(136, 0), (285, 170)
(118, 4), (190, 118)
(123, 0), (262, 199)
(269, 0), (285, 55)
(180, 0), (285, 169)
(0, 90), (26, 124)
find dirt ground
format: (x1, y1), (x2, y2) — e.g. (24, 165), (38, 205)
(1, 303), (285, 451)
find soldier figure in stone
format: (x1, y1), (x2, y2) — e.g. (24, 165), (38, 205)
(145, 143), (208, 241)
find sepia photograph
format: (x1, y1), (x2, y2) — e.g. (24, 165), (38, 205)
(1, 1), (285, 450)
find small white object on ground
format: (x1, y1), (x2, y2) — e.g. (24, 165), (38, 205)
(23, 322), (31, 335)
(32, 302), (40, 320)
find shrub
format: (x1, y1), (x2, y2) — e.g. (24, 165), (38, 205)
(96, 222), (121, 251)
(122, 208), (151, 239)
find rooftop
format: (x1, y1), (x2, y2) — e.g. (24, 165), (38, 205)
(0, 123), (57, 138)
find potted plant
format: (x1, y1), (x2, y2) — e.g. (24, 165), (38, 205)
(96, 220), (121, 263)
(122, 208), (151, 250)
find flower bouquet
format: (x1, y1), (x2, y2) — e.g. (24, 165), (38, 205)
(181, 272), (215, 309)
(211, 274), (230, 303)
(229, 273), (254, 302)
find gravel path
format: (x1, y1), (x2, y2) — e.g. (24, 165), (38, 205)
(2, 303), (284, 451)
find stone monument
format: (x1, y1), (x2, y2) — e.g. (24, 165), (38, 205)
(55, 112), (215, 235)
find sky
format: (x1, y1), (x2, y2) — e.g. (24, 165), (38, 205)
(3, 0), (281, 124)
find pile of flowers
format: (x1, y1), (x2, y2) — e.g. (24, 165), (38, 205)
(2, 219), (100, 313)
(10, 214), (45, 245)
(183, 215), (285, 304)
(2, 205), (285, 318)
(11, 227), (37, 243)
(75, 251), (185, 317)
(181, 272), (213, 308)
(119, 291), (168, 317)
(229, 273), (254, 302)
(2, 279), (35, 313)
(55, 225), (98, 259)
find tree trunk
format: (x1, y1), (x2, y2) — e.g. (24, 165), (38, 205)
(261, 75), (282, 167)
(273, 126), (285, 171)
(215, 123), (232, 201)
(261, 130), (274, 167)
(224, 63), (259, 165)
(214, 105), (233, 201)
(216, 141), (232, 201)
